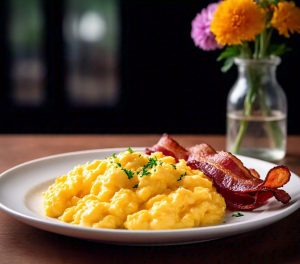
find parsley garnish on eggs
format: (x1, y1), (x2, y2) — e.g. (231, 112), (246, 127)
(122, 168), (134, 179)
(139, 157), (158, 178)
(112, 151), (180, 182)
(114, 160), (134, 180)
(177, 172), (187, 182)
(140, 169), (151, 177)
(147, 157), (158, 169)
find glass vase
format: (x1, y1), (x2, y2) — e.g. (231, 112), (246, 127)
(226, 57), (287, 161)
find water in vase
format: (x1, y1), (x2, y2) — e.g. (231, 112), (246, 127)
(227, 110), (286, 161)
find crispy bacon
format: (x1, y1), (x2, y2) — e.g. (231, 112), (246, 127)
(146, 134), (189, 161)
(249, 169), (260, 179)
(147, 135), (291, 210)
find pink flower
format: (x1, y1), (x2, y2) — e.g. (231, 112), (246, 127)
(191, 3), (222, 51)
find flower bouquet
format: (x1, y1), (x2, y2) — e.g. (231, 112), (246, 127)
(191, 0), (300, 160)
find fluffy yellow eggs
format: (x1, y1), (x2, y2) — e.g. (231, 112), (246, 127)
(44, 150), (226, 230)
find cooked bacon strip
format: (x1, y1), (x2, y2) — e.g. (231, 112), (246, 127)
(263, 166), (291, 188)
(217, 188), (274, 210)
(189, 144), (216, 158)
(272, 188), (291, 204)
(190, 144), (261, 180)
(147, 135), (291, 210)
(189, 145), (263, 189)
(249, 169), (260, 179)
(188, 144), (291, 209)
(188, 145), (291, 192)
(188, 159), (291, 209)
(146, 134), (189, 161)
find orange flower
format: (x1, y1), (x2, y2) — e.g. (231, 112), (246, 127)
(211, 0), (265, 45)
(271, 1), (300, 37)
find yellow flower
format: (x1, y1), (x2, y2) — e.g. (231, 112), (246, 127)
(271, 1), (300, 38)
(210, 0), (265, 46)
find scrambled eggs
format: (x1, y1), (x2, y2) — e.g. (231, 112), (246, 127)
(44, 149), (226, 230)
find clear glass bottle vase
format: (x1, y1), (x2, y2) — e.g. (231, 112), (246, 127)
(226, 57), (287, 161)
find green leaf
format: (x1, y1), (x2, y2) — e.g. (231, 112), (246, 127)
(221, 58), (235, 73)
(217, 46), (240, 62)
(268, 0), (279, 5)
(258, 1), (268, 8)
(258, 0), (279, 8)
(217, 46), (240, 72)
(269, 44), (291, 57)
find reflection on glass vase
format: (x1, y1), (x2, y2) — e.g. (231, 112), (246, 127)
(226, 57), (287, 161)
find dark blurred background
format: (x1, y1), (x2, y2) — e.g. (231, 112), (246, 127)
(0, 0), (299, 134)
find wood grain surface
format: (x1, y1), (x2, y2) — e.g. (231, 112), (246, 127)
(0, 135), (299, 264)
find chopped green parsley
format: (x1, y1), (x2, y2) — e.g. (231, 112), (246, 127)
(139, 157), (158, 178)
(112, 153), (117, 158)
(133, 183), (139, 188)
(115, 160), (134, 179)
(127, 147), (134, 153)
(232, 212), (244, 217)
(147, 157), (158, 168)
(140, 169), (151, 177)
(177, 172), (187, 182)
(171, 164), (177, 170)
(122, 168), (134, 179)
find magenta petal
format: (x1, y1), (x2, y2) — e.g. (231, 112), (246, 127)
(191, 3), (222, 51)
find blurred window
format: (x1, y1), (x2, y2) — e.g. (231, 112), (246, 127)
(10, 0), (45, 106)
(64, 0), (119, 107)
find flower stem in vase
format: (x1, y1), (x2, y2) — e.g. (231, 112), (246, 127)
(231, 67), (258, 153)
(258, 88), (284, 149)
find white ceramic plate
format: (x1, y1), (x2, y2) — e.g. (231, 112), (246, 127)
(0, 148), (300, 245)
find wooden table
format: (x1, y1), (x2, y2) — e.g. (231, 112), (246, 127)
(0, 135), (299, 264)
